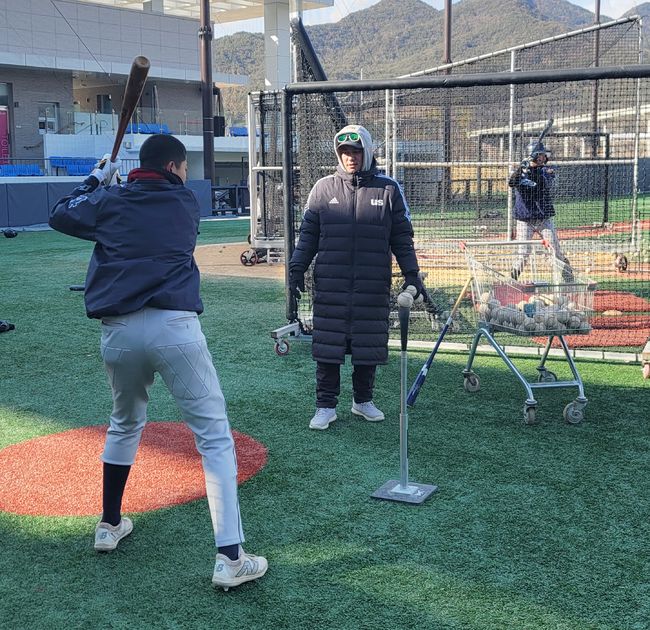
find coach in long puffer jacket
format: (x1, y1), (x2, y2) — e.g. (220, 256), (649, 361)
(289, 124), (427, 430)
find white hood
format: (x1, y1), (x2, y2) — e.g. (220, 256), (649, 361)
(334, 124), (374, 173)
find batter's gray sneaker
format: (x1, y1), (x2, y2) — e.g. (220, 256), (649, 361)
(309, 408), (337, 430)
(212, 547), (268, 591)
(94, 517), (133, 551)
(351, 401), (385, 422)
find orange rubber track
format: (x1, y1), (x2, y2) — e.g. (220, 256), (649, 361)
(0, 422), (267, 517)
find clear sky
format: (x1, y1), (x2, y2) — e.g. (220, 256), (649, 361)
(213, 0), (643, 37)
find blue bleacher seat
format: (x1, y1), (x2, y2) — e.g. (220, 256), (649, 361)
(124, 123), (171, 135)
(0, 163), (43, 176)
(229, 126), (248, 137)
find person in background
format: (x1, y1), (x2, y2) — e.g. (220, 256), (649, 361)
(289, 124), (428, 431)
(509, 141), (573, 282)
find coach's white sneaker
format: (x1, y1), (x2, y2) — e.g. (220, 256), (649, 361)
(351, 401), (385, 422)
(309, 407), (337, 430)
(212, 548), (268, 591)
(94, 517), (133, 551)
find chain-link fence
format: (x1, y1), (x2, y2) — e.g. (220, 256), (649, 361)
(256, 17), (650, 355)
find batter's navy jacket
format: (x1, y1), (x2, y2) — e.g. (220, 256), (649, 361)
(289, 138), (420, 366)
(509, 165), (556, 222)
(49, 170), (203, 319)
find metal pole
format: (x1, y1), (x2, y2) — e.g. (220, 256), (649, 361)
(592, 0), (602, 225)
(632, 18), (643, 249)
(391, 90), (397, 181)
(443, 0), (452, 66)
(507, 50), (516, 241)
(476, 135), (482, 219)
(281, 90), (296, 322)
(199, 0), (215, 185)
(591, 0), (601, 159)
(247, 94), (258, 241)
(384, 89), (391, 175)
(441, 0), (452, 214)
(287, 65), (650, 95)
(398, 317), (409, 489)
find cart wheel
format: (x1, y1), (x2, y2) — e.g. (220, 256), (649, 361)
(537, 369), (557, 383)
(643, 363), (650, 380)
(523, 406), (537, 425)
(463, 374), (480, 393)
(275, 340), (289, 356)
(563, 401), (584, 425)
(240, 249), (258, 266)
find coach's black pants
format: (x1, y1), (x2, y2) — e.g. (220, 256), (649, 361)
(316, 362), (377, 408)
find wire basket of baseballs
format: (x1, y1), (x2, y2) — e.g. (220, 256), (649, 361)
(475, 287), (594, 336)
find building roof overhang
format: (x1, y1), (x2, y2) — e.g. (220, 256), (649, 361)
(73, 0), (333, 21)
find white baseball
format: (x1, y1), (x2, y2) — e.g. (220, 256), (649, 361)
(397, 291), (414, 308)
(405, 284), (424, 304)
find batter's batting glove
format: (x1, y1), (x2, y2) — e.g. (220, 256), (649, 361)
(289, 271), (305, 300)
(90, 153), (122, 186)
(403, 273), (429, 304)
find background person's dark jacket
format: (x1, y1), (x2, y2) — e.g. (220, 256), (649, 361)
(509, 165), (556, 222)
(49, 170), (203, 318)
(289, 162), (419, 366)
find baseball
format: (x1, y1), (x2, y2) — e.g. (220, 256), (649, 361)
(397, 291), (414, 308)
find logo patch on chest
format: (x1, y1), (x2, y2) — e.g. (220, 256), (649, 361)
(370, 198), (384, 206)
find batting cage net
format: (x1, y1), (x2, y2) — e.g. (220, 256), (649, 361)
(257, 17), (650, 357)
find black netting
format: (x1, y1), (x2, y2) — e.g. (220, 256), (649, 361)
(257, 19), (650, 353)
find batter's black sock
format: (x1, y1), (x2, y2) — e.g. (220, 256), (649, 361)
(218, 544), (240, 561)
(102, 463), (131, 526)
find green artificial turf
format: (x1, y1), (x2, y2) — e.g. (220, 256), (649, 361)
(1, 225), (649, 629)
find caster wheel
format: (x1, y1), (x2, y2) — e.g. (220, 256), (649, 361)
(275, 340), (289, 356)
(537, 370), (557, 383)
(614, 254), (628, 272)
(523, 406), (538, 425)
(643, 363), (650, 380)
(463, 374), (480, 393)
(240, 249), (258, 266)
(563, 401), (584, 425)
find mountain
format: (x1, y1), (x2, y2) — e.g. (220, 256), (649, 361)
(213, 0), (636, 121)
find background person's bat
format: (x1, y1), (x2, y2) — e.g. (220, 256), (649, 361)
(110, 56), (150, 161)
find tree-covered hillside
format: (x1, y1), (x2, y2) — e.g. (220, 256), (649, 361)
(213, 0), (637, 121)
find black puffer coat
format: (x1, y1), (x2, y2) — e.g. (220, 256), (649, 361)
(289, 161), (419, 366)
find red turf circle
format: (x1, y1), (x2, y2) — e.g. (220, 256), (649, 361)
(0, 422), (267, 517)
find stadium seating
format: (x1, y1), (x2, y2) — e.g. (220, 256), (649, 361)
(48, 157), (96, 175)
(125, 123), (172, 134)
(0, 163), (43, 176)
(229, 126), (248, 137)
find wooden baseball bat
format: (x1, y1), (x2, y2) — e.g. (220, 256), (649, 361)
(110, 55), (150, 161)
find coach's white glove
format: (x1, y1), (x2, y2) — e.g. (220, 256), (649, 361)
(90, 153), (121, 186)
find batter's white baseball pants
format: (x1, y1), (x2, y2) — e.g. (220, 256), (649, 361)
(99, 307), (244, 548)
(514, 218), (567, 271)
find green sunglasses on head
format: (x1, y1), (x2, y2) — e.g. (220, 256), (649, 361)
(337, 132), (361, 143)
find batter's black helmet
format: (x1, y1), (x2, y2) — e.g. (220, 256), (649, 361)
(527, 141), (550, 160)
